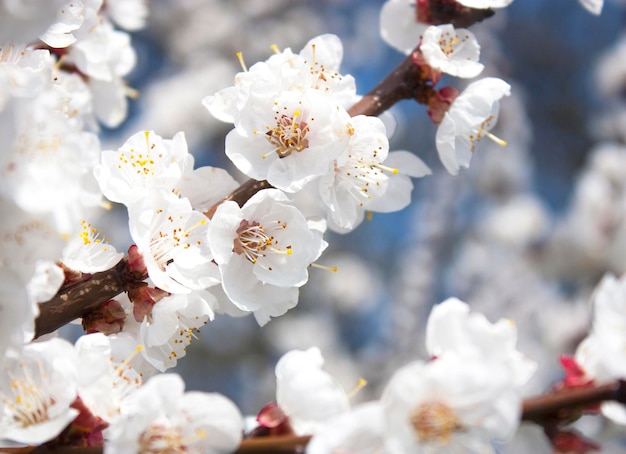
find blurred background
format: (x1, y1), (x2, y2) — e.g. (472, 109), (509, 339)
(64, 0), (626, 448)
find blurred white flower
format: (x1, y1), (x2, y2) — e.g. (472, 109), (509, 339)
(0, 338), (79, 444)
(420, 25), (484, 78)
(307, 401), (385, 454)
(426, 298), (537, 388)
(105, 373), (243, 454)
(382, 356), (521, 453)
(275, 347), (350, 435)
(578, 0), (603, 15)
(435, 77), (511, 175)
(576, 273), (626, 424)
(380, 0), (428, 55)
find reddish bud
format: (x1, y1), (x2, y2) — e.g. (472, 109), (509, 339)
(253, 402), (295, 437)
(127, 244), (147, 275)
(82, 299), (126, 334)
(426, 86), (459, 124)
(128, 283), (169, 322)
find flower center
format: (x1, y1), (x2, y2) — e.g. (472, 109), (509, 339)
(138, 424), (185, 454)
(409, 401), (463, 445)
(233, 219), (292, 264)
(148, 211), (208, 271)
(438, 34), (461, 57)
(265, 110), (310, 158)
(1, 363), (53, 428)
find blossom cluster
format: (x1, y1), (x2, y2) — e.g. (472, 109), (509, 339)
(0, 0), (620, 453)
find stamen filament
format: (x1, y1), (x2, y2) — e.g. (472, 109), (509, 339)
(484, 130), (507, 147)
(310, 263), (338, 272)
(236, 51), (248, 72)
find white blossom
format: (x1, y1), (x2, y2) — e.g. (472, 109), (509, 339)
(380, 0), (428, 55)
(275, 347), (350, 435)
(0, 338), (79, 444)
(203, 33), (356, 124)
(95, 130), (191, 206)
(426, 298), (537, 388)
(208, 189), (326, 325)
(318, 115), (430, 232)
(420, 25), (484, 78)
(128, 190), (218, 294)
(436, 77), (511, 175)
(225, 89), (352, 192)
(575, 273), (626, 424)
(382, 356), (521, 453)
(61, 219), (123, 273)
(105, 373), (243, 454)
(75, 333), (142, 423)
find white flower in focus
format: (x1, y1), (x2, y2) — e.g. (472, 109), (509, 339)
(426, 298), (537, 388)
(380, 0), (428, 55)
(0, 338), (79, 444)
(75, 333), (142, 423)
(307, 401), (385, 454)
(208, 189), (326, 325)
(575, 274), (626, 424)
(420, 25), (484, 78)
(318, 116), (430, 233)
(275, 347), (350, 435)
(128, 190), (218, 294)
(382, 356), (521, 453)
(95, 130), (191, 206)
(203, 33), (356, 124)
(105, 373), (243, 454)
(436, 77), (511, 175)
(105, 0), (148, 31)
(226, 89), (352, 192)
(578, 0), (603, 15)
(456, 0), (515, 8)
(174, 155), (239, 212)
(62, 219), (123, 273)
(139, 292), (215, 372)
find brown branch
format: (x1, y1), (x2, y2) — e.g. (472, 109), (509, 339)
(34, 259), (137, 339)
(522, 380), (626, 424)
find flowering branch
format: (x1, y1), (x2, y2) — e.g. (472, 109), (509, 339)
(34, 43), (432, 339)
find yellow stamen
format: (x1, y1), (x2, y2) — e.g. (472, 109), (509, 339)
(310, 263), (338, 272)
(484, 130), (507, 147)
(236, 51), (248, 72)
(270, 44), (281, 54)
(125, 86), (140, 99)
(347, 378), (367, 399)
